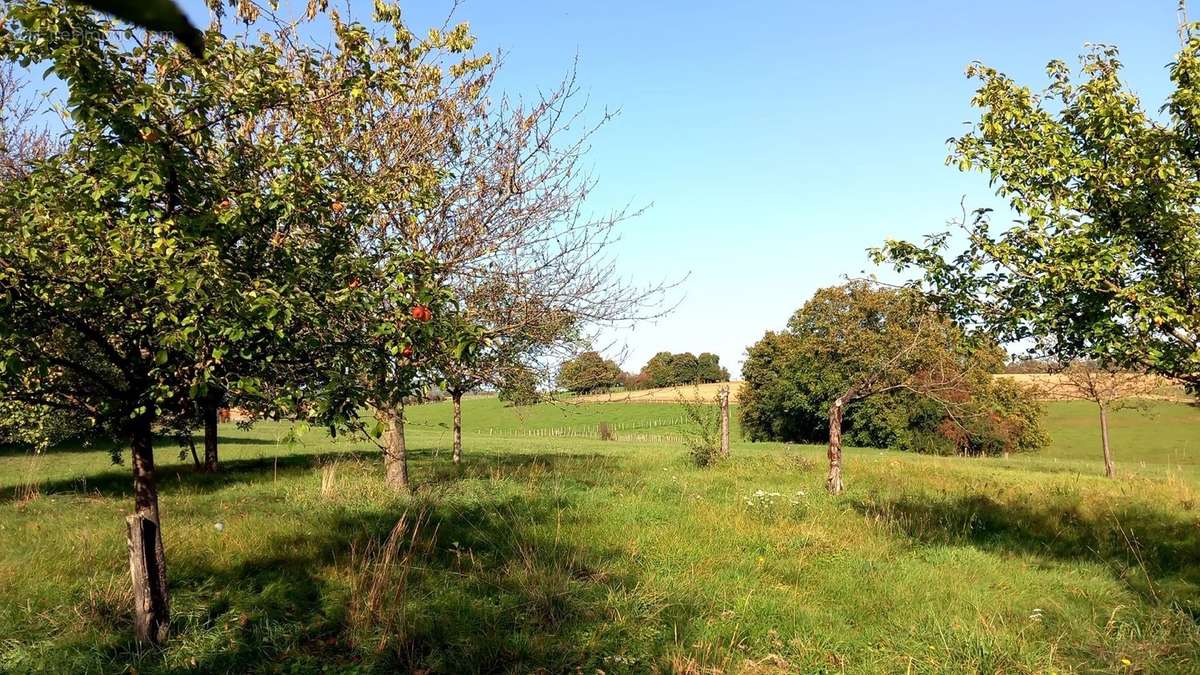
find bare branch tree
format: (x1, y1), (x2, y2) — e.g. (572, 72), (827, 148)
(346, 54), (677, 461)
(1042, 362), (1164, 478)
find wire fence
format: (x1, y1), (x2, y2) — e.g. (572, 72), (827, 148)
(407, 418), (691, 444)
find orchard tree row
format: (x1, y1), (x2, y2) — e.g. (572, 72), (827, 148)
(0, 0), (659, 643)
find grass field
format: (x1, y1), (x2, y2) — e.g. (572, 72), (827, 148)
(1, 398), (1198, 673)
(407, 395), (742, 443)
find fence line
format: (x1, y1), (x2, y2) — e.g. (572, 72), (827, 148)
(409, 422), (688, 445)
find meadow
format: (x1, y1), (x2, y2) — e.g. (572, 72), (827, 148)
(0, 397), (1198, 673)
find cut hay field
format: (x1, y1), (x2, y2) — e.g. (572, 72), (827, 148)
(576, 375), (1194, 406)
(997, 374), (1191, 401)
(575, 381), (746, 404)
(0, 398), (1198, 673)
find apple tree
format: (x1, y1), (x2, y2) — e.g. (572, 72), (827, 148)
(875, 33), (1200, 386)
(0, 0), (479, 642)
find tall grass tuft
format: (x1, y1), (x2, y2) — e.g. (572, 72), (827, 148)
(15, 455), (41, 504)
(346, 511), (435, 654)
(678, 386), (722, 466)
(319, 461), (338, 499)
(597, 422), (615, 441)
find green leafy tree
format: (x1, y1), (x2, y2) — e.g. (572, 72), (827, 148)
(696, 352), (730, 383)
(642, 351), (677, 388)
(79, 0), (203, 57)
(422, 302), (545, 465)
(557, 351), (622, 394)
(638, 350), (729, 387)
(670, 352), (700, 384)
(740, 282), (1044, 494)
(875, 33), (1200, 386)
(0, 0), (479, 642)
(298, 11), (490, 489)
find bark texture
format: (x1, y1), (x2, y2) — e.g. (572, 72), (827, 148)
(384, 404), (410, 490)
(718, 386), (730, 458)
(452, 390), (463, 465)
(827, 398), (846, 495)
(202, 396), (219, 472)
(127, 415), (169, 643)
(1100, 403), (1115, 479)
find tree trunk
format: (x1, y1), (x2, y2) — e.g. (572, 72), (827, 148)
(202, 395), (219, 473)
(1100, 403), (1115, 479)
(718, 386), (730, 458)
(827, 398), (845, 495)
(384, 403), (410, 491)
(186, 436), (201, 468)
(127, 414), (170, 644)
(452, 390), (463, 465)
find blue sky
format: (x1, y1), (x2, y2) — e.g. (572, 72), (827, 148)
(181, 1), (1184, 376)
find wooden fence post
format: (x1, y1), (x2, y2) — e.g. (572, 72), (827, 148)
(718, 385), (731, 458)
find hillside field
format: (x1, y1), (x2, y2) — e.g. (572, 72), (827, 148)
(575, 375), (1192, 406)
(996, 374), (1191, 402)
(0, 397), (1197, 673)
(574, 382), (745, 404)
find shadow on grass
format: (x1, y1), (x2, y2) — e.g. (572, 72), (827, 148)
(418, 449), (622, 486)
(0, 449), (371, 503)
(0, 432), (284, 459)
(1, 439), (623, 504)
(852, 492), (1200, 603)
(91, 475), (689, 673)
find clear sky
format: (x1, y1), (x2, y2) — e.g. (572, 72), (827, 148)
(181, 1), (1185, 376)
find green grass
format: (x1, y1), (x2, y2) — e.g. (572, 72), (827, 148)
(0, 399), (1197, 673)
(406, 395), (741, 440)
(1039, 400), (1200, 466)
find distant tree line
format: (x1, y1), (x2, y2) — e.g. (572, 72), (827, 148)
(556, 352), (623, 394)
(628, 351), (730, 389)
(556, 350), (731, 394)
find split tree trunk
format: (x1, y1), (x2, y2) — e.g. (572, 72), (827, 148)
(718, 386), (731, 458)
(452, 390), (463, 465)
(127, 414), (170, 644)
(1099, 403), (1115, 479)
(384, 403), (410, 491)
(202, 395), (220, 473)
(827, 397), (846, 495)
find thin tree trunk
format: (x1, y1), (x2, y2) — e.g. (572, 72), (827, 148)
(718, 386), (730, 458)
(186, 435), (201, 469)
(1100, 403), (1115, 479)
(452, 390), (463, 465)
(384, 403), (410, 491)
(202, 395), (219, 473)
(127, 414), (169, 644)
(827, 397), (846, 495)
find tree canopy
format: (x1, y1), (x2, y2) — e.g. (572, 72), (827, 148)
(875, 35), (1200, 386)
(0, 0), (484, 641)
(740, 283), (1045, 492)
(638, 351), (730, 388)
(557, 351), (622, 394)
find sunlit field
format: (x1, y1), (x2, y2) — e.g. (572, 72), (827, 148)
(1, 397), (1197, 673)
